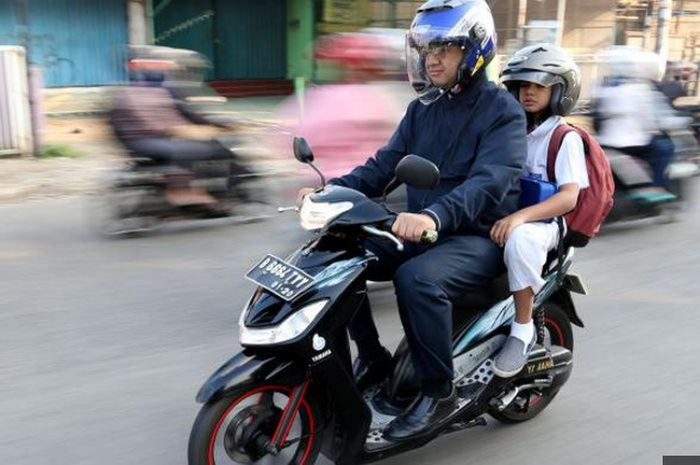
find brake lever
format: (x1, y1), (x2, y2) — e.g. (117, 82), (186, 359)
(362, 225), (404, 252)
(277, 206), (299, 213)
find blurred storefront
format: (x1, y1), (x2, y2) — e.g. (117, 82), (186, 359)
(152, 0), (314, 96)
(2, 0), (698, 93)
(0, 0), (128, 87)
(616, 0), (700, 58)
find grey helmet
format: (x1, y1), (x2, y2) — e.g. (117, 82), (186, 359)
(501, 43), (581, 116)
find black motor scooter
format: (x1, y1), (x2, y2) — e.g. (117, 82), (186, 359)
(187, 138), (588, 465)
(92, 151), (273, 236)
(604, 129), (699, 224)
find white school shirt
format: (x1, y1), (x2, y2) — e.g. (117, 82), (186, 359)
(525, 115), (589, 189)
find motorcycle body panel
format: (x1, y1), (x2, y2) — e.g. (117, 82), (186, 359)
(195, 351), (303, 403)
(243, 236), (376, 344)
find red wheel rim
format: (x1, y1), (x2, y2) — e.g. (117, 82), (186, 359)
(545, 317), (566, 347)
(509, 317), (565, 413)
(207, 385), (316, 465)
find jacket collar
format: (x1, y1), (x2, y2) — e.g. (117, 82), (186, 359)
(443, 73), (488, 106)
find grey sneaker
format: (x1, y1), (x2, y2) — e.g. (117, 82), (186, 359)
(493, 333), (537, 378)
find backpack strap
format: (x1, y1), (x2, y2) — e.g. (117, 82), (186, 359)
(546, 123), (576, 282)
(546, 123), (577, 183)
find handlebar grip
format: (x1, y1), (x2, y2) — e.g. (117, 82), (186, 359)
(421, 229), (438, 244)
(379, 217), (396, 231)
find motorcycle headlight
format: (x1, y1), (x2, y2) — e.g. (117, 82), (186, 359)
(299, 197), (353, 231)
(239, 299), (329, 346)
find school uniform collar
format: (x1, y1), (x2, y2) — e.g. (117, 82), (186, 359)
(528, 115), (561, 138)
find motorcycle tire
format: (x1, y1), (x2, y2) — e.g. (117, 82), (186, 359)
(91, 184), (160, 237)
(488, 301), (574, 424)
(188, 383), (323, 465)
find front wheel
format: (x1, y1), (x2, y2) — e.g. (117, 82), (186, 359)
(188, 383), (322, 465)
(90, 178), (161, 237)
(489, 301), (574, 423)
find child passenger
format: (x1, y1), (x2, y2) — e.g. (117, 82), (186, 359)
(492, 44), (589, 377)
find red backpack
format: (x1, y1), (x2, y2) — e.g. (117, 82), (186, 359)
(546, 123), (615, 247)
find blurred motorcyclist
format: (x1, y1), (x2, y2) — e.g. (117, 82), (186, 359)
(110, 58), (246, 208)
(298, 0), (526, 440)
(658, 63), (688, 105)
(273, 30), (404, 182)
(594, 47), (690, 202)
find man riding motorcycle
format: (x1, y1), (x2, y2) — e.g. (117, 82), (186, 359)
(110, 57), (248, 209)
(594, 47), (690, 202)
(297, 0), (526, 440)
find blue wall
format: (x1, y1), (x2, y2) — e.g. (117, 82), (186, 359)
(0, 0), (128, 87)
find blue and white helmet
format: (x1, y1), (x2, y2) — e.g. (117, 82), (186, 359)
(406, 0), (497, 105)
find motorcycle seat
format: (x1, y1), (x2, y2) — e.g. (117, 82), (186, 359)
(451, 272), (510, 312)
(450, 245), (570, 314)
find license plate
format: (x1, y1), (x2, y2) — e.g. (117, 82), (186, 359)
(245, 254), (315, 301)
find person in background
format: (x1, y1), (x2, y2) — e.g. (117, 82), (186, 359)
(111, 59), (246, 208)
(594, 47), (689, 202)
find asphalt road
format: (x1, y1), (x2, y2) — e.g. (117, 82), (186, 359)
(1, 191), (699, 465)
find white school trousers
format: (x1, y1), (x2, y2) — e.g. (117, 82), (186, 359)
(504, 222), (560, 294)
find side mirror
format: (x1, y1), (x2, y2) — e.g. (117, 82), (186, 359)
(395, 155), (440, 191)
(293, 136), (315, 164)
(293, 136), (326, 186)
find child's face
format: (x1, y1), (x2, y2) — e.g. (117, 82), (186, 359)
(519, 82), (552, 114)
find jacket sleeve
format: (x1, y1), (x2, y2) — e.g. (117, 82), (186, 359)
(329, 106), (412, 198)
(423, 104), (527, 233)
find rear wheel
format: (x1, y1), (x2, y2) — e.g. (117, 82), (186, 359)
(188, 383), (322, 465)
(489, 301), (573, 423)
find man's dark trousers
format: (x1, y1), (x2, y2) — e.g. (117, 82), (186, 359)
(350, 234), (503, 382)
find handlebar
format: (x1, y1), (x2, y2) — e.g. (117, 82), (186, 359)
(381, 217), (438, 244)
(421, 229), (439, 244)
(286, 192), (438, 250)
(362, 222), (438, 251)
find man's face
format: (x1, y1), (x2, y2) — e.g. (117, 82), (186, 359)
(518, 81), (553, 114)
(424, 43), (464, 88)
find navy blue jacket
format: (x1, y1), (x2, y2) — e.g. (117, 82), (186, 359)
(331, 74), (527, 236)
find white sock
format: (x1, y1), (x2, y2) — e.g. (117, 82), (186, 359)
(510, 320), (535, 349)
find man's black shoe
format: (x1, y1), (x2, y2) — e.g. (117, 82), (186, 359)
(383, 386), (458, 441)
(352, 348), (392, 392)
(370, 385), (405, 416)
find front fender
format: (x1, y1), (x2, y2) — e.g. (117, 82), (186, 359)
(195, 350), (304, 403)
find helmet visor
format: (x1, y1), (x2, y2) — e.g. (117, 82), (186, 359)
(406, 0), (495, 104)
(501, 70), (563, 88)
(406, 27), (472, 105)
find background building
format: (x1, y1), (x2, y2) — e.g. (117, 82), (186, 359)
(0, 0), (698, 89)
(0, 0), (129, 86)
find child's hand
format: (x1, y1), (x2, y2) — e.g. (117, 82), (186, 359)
(490, 213), (526, 247)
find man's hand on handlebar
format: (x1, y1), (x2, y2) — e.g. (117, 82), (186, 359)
(392, 213), (437, 243)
